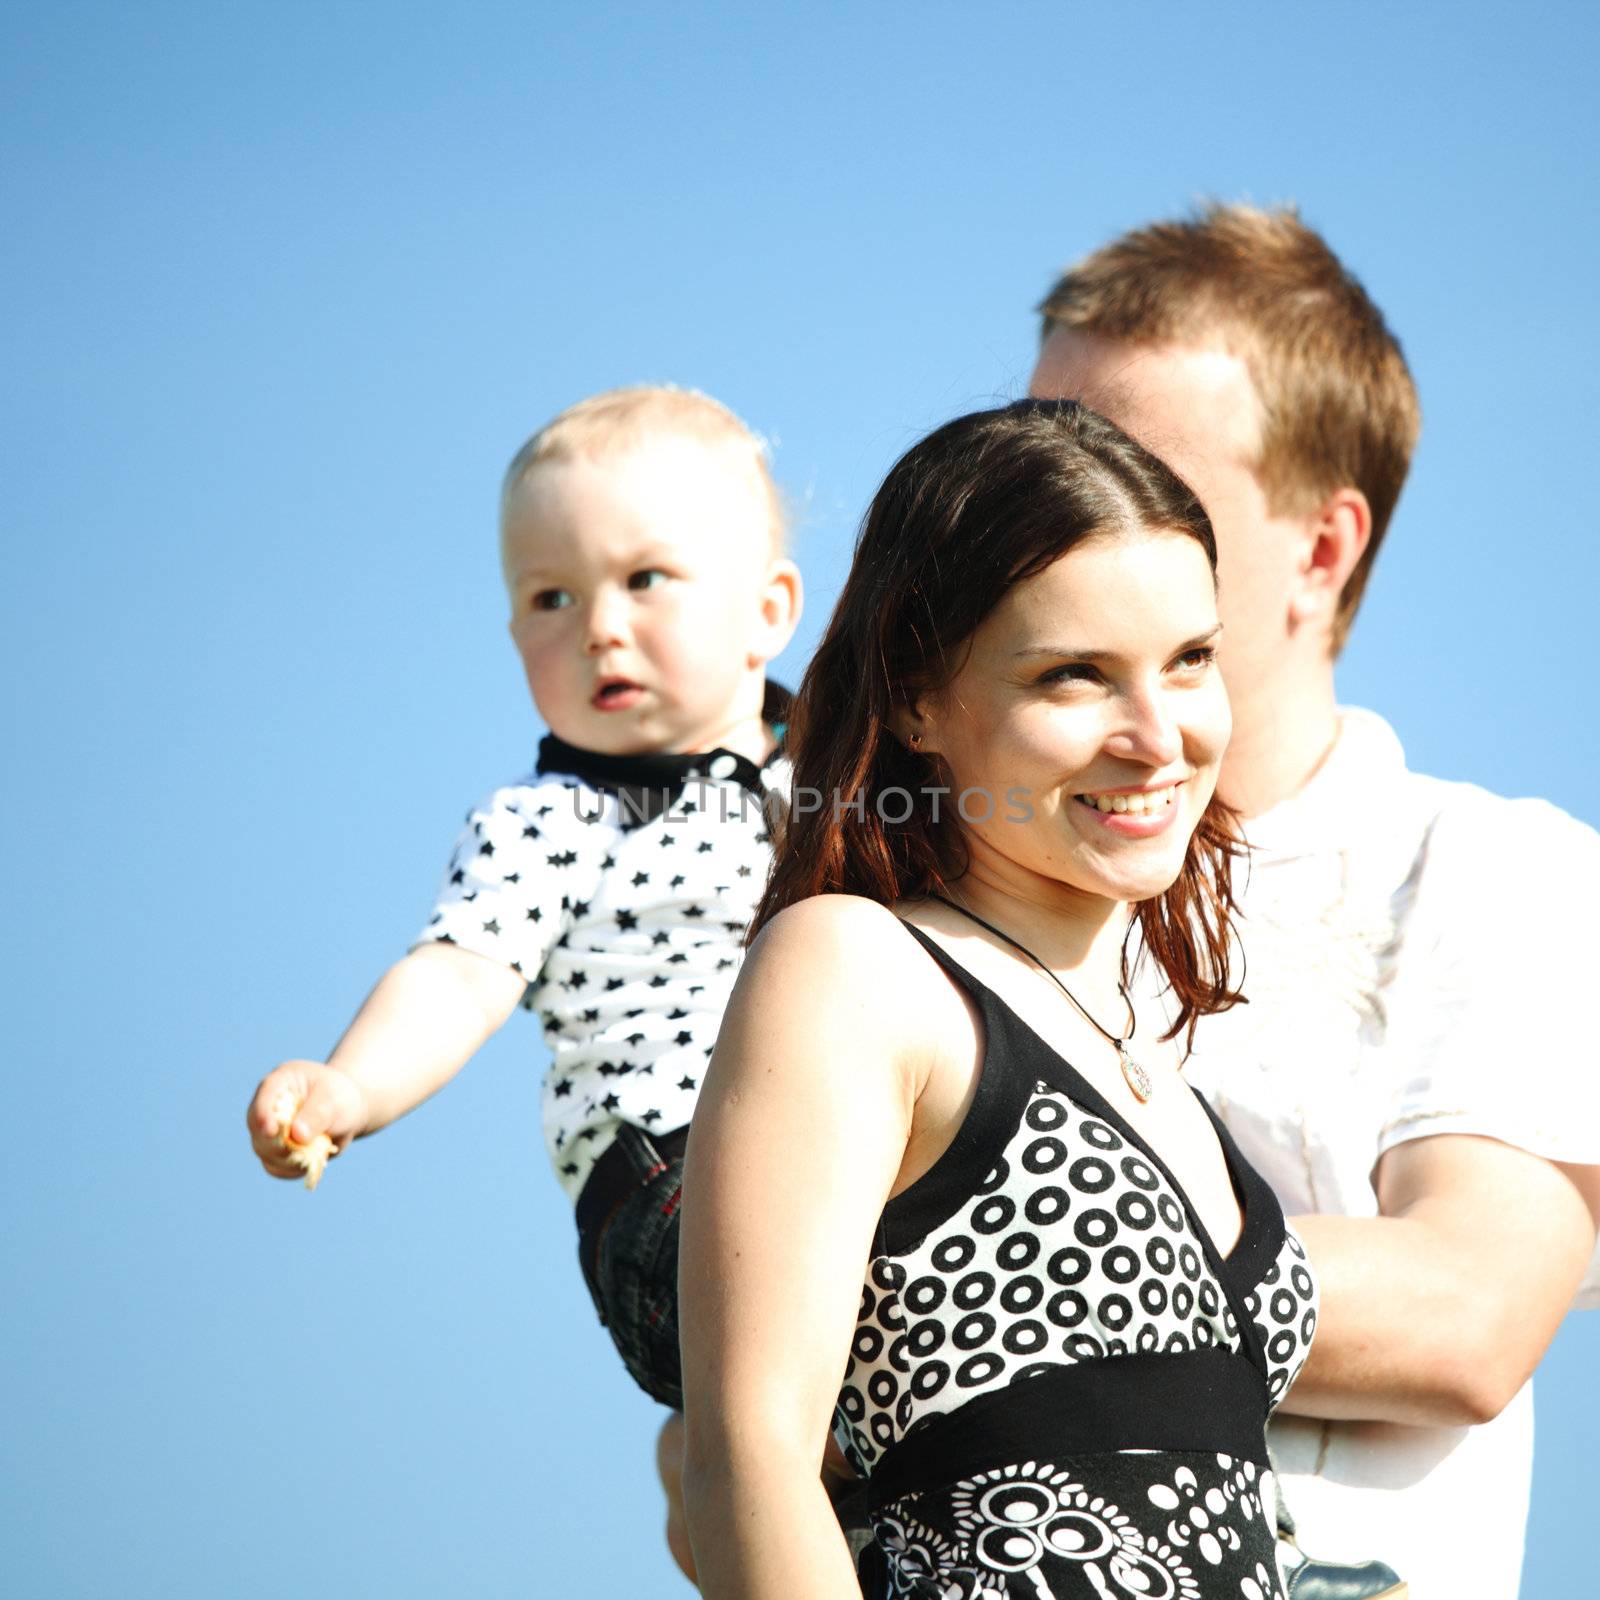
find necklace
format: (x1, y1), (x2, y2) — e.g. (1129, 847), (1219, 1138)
(931, 893), (1155, 1103)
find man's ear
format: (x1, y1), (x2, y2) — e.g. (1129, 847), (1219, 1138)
(748, 558), (804, 666)
(1289, 486), (1371, 633)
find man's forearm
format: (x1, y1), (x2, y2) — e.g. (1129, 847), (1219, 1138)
(1278, 1213), (1502, 1425)
(1281, 1136), (1598, 1427)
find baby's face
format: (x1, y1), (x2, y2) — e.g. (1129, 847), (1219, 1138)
(502, 437), (789, 755)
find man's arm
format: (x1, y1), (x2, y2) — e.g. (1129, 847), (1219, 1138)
(1278, 1133), (1600, 1426)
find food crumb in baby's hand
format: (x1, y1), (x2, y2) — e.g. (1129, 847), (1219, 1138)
(268, 1086), (336, 1191)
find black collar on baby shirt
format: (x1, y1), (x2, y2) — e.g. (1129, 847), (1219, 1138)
(535, 680), (791, 827)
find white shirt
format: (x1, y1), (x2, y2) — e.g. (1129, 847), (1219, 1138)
(416, 731), (789, 1201)
(1182, 707), (1600, 1598)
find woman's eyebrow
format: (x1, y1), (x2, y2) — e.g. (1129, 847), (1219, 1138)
(1011, 624), (1222, 663)
(1012, 644), (1115, 664)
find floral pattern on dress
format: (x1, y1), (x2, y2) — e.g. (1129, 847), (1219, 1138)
(877, 1453), (1284, 1599)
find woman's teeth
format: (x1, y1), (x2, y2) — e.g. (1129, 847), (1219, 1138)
(1075, 785), (1177, 815)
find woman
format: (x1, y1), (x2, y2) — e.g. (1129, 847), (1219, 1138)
(678, 401), (1317, 1599)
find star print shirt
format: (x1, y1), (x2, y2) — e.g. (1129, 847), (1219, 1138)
(415, 716), (790, 1202)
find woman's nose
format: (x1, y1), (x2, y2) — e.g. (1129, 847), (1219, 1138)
(1103, 686), (1183, 768)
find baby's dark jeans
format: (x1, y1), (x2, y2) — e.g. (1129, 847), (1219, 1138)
(575, 1122), (689, 1410)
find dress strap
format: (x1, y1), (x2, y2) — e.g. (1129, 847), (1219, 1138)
(894, 918), (1001, 1016)
(900, 914), (1280, 1384)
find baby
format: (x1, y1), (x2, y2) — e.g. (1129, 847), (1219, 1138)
(246, 385), (802, 1425)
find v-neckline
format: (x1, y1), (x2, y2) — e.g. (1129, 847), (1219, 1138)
(992, 980), (1253, 1267)
(896, 918), (1283, 1370)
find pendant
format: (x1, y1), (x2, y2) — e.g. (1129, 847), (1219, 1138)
(1117, 1041), (1154, 1103)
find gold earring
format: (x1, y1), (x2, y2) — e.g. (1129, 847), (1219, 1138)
(909, 731), (922, 750)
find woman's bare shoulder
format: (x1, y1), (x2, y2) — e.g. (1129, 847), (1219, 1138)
(737, 894), (966, 1058)
(748, 893), (935, 988)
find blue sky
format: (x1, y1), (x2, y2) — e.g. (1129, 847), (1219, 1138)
(4, 3), (1596, 1594)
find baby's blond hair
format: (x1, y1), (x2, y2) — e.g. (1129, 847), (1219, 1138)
(501, 385), (785, 550)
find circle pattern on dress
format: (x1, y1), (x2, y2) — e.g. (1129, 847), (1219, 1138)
(836, 1081), (1318, 1474)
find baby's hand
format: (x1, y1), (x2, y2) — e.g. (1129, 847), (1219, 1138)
(247, 1061), (368, 1190)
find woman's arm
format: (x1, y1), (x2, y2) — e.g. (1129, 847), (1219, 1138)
(678, 896), (928, 1600)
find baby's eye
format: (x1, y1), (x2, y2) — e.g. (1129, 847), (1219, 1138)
(628, 568), (669, 592)
(532, 588), (574, 612)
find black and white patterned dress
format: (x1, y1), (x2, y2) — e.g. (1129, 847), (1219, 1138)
(837, 923), (1318, 1600)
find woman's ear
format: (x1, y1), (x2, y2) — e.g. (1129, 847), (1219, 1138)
(888, 697), (935, 755)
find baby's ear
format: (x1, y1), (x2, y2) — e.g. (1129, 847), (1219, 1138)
(750, 558), (803, 664)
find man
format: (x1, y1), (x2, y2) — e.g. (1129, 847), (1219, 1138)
(1029, 203), (1600, 1597)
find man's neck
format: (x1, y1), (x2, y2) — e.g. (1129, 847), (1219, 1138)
(1218, 673), (1341, 820)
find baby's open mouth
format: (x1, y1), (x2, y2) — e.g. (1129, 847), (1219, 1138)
(592, 678), (643, 709)
(1074, 784), (1179, 815)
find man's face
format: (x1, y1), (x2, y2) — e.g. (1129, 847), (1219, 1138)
(1028, 329), (1307, 720)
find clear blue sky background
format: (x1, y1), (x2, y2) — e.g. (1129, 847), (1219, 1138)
(4, 3), (1596, 1594)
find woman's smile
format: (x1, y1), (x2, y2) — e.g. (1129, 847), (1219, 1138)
(919, 528), (1229, 907)
(1071, 779), (1187, 836)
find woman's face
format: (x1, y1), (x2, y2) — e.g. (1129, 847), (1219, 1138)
(917, 527), (1230, 908)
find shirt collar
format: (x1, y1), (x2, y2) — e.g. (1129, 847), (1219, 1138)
(1241, 705), (1407, 860)
(536, 679), (791, 825)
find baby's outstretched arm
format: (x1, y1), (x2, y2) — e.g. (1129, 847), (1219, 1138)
(246, 941), (527, 1184)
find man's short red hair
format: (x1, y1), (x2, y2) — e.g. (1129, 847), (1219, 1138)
(1039, 204), (1420, 652)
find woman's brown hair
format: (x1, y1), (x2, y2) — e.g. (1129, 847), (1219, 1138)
(754, 399), (1243, 1046)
